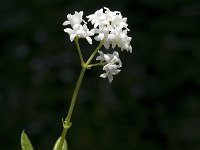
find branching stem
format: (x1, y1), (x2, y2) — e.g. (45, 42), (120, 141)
(57, 40), (103, 150)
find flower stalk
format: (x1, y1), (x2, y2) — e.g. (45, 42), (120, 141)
(57, 66), (86, 150)
(75, 37), (85, 65)
(57, 41), (103, 149)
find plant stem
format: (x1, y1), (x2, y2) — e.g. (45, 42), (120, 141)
(86, 62), (106, 68)
(75, 37), (85, 65)
(85, 40), (103, 66)
(66, 67), (86, 123)
(57, 41), (103, 149)
(57, 67), (86, 149)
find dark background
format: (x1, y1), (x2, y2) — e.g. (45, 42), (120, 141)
(1, 0), (200, 149)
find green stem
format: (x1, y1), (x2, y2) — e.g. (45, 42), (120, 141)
(57, 67), (86, 149)
(66, 67), (86, 123)
(85, 40), (104, 66)
(87, 62), (106, 68)
(57, 41), (103, 149)
(75, 37), (85, 65)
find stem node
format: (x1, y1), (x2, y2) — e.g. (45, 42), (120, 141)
(62, 118), (72, 129)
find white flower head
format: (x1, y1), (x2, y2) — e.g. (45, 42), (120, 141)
(87, 7), (132, 52)
(96, 51), (122, 83)
(63, 11), (94, 44)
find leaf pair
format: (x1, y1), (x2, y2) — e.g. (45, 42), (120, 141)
(21, 131), (67, 150)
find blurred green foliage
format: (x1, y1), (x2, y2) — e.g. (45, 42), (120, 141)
(0, 0), (200, 149)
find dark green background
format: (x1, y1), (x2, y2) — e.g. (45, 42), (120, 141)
(1, 0), (200, 149)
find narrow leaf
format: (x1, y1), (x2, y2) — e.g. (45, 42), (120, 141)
(21, 130), (34, 150)
(53, 137), (68, 150)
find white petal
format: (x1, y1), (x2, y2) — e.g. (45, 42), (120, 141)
(67, 14), (72, 21)
(104, 7), (110, 11)
(77, 29), (85, 37)
(79, 11), (83, 17)
(96, 56), (101, 60)
(112, 42), (117, 49)
(86, 36), (92, 44)
(64, 28), (73, 34)
(104, 54), (110, 62)
(108, 34), (115, 41)
(94, 23), (99, 28)
(113, 69), (121, 75)
(63, 21), (70, 26)
(90, 29), (95, 34)
(113, 51), (119, 57)
(96, 51), (104, 60)
(99, 33), (104, 40)
(107, 64), (115, 70)
(100, 73), (107, 78)
(73, 24), (80, 30)
(70, 34), (76, 41)
(104, 40), (110, 49)
(103, 64), (109, 71)
(99, 15), (106, 20)
(87, 31), (94, 36)
(108, 74), (113, 83)
(102, 20), (109, 25)
(129, 46), (132, 53)
(94, 36), (100, 41)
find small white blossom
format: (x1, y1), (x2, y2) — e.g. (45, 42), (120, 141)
(63, 11), (94, 44)
(87, 8), (106, 28)
(63, 11), (84, 27)
(96, 51), (122, 83)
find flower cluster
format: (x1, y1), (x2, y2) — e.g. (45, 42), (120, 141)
(63, 11), (94, 44)
(63, 7), (132, 82)
(96, 51), (122, 83)
(87, 7), (132, 53)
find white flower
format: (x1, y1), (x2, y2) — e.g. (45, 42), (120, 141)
(87, 7), (132, 52)
(96, 51), (122, 83)
(87, 8), (106, 28)
(63, 11), (94, 44)
(63, 11), (84, 27)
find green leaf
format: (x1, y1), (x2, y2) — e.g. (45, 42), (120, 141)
(21, 131), (34, 150)
(53, 137), (68, 150)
